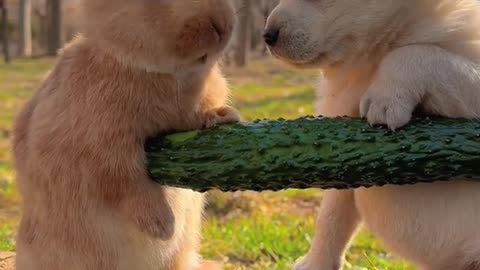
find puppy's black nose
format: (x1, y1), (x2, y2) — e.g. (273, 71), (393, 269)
(263, 29), (280, 47)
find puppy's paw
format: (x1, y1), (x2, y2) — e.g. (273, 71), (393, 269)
(293, 255), (340, 270)
(360, 88), (418, 131)
(204, 106), (241, 128)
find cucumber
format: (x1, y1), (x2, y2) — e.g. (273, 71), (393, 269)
(145, 116), (480, 192)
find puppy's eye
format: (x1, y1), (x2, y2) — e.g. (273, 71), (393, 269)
(198, 54), (208, 64)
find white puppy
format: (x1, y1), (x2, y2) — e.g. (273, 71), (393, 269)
(264, 0), (480, 269)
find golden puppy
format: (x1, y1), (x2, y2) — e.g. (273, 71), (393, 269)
(13, 0), (240, 269)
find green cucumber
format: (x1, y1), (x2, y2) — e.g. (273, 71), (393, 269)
(145, 117), (480, 192)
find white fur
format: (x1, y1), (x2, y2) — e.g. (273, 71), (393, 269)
(265, 0), (480, 269)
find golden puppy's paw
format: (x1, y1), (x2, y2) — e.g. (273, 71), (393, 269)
(204, 106), (241, 128)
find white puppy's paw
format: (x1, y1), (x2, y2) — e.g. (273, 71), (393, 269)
(293, 255), (340, 270)
(360, 87), (419, 131)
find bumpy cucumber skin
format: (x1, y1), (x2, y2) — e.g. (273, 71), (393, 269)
(145, 117), (480, 192)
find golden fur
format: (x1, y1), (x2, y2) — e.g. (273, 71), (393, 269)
(265, 0), (480, 269)
(12, 0), (240, 269)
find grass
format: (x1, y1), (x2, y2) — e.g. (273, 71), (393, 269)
(0, 225), (15, 252)
(0, 57), (414, 269)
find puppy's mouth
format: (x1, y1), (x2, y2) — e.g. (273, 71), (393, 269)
(307, 51), (327, 65)
(270, 48), (327, 68)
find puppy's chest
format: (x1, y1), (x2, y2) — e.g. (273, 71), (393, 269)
(317, 77), (370, 117)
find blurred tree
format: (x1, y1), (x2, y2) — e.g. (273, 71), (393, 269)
(46, 0), (63, 56)
(234, 0), (252, 67)
(18, 0), (32, 57)
(0, 0), (10, 63)
(33, 5), (47, 51)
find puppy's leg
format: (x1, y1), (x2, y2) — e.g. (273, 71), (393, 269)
(360, 45), (480, 130)
(117, 179), (177, 240)
(355, 180), (480, 270)
(170, 106), (242, 270)
(170, 106), (243, 270)
(88, 138), (178, 240)
(294, 190), (360, 270)
(124, 105), (241, 241)
(171, 193), (223, 270)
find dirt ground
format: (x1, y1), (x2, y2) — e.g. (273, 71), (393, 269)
(0, 252), (15, 270)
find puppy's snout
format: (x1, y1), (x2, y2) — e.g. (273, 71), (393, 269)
(263, 28), (280, 47)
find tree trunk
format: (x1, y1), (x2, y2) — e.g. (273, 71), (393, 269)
(146, 117), (480, 192)
(46, 0), (63, 56)
(33, 6), (47, 51)
(0, 0), (10, 63)
(18, 0), (32, 57)
(234, 0), (252, 67)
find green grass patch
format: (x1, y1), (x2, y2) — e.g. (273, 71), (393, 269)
(0, 225), (15, 252)
(202, 211), (315, 269)
(0, 179), (16, 201)
(233, 85), (315, 121)
(346, 232), (414, 270)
